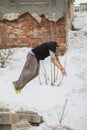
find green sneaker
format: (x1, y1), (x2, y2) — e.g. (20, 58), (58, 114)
(13, 82), (22, 94)
(14, 87), (21, 94)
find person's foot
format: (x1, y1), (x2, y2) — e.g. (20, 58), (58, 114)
(13, 81), (21, 94)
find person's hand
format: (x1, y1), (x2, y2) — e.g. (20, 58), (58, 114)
(60, 68), (67, 76)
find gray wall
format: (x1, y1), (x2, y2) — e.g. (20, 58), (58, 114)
(0, 0), (68, 21)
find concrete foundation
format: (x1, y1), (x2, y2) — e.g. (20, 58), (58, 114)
(0, 112), (18, 124)
(0, 108), (42, 129)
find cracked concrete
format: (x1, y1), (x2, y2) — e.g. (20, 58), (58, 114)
(0, 0), (68, 21)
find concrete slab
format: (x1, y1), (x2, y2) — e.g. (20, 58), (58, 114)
(16, 110), (43, 125)
(0, 121), (31, 130)
(0, 112), (18, 124)
(0, 125), (11, 130)
(16, 110), (38, 115)
(12, 121), (31, 130)
(0, 107), (10, 112)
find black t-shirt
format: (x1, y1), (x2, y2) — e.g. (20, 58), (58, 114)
(32, 41), (58, 60)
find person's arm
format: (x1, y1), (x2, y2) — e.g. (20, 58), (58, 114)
(51, 59), (66, 76)
(49, 50), (66, 76)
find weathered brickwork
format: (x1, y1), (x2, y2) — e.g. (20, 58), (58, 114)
(0, 13), (66, 49)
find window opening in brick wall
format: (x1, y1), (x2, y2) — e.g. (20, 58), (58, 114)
(74, 0), (87, 12)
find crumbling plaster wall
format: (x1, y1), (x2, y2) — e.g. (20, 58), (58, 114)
(0, 0), (70, 48)
(0, 0), (67, 21)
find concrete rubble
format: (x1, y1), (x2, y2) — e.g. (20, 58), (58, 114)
(0, 107), (43, 130)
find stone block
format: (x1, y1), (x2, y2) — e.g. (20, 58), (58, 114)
(16, 110), (38, 115)
(16, 110), (43, 125)
(0, 121), (31, 130)
(0, 107), (10, 112)
(18, 114), (43, 124)
(12, 121), (31, 130)
(0, 125), (11, 130)
(0, 112), (18, 124)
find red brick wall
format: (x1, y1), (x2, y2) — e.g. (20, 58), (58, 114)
(0, 12), (66, 49)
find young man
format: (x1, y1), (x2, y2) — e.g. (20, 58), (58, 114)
(13, 41), (67, 93)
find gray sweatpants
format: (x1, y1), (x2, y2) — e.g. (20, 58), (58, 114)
(13, 52), (40, 89)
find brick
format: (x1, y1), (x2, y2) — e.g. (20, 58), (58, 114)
(0, 112), (18, 124)
(0, 13), (66, 49)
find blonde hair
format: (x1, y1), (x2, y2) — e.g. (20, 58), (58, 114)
(57, 44), (67, 56)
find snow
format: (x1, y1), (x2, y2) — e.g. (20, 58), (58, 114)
(0, 12), (87, 130)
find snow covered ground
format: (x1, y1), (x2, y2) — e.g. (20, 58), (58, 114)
(0, 12), (87, 130)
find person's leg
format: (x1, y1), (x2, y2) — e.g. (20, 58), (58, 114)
(30, 60), (40, 79)
(13, 53), (39, 90)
